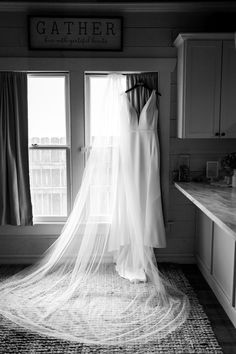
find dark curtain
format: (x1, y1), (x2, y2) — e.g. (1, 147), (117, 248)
(0, 72), (33, 225)
(126, 72), (167, 225)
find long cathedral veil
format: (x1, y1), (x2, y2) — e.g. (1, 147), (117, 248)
(0, 74), (189, 345)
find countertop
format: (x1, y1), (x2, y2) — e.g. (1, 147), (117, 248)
(175, 182), (236, 238)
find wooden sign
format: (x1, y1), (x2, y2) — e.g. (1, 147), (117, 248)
(29, 17), (122, 51)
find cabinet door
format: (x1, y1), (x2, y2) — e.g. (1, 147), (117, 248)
(220, 40), (236, 138)
(183, 40), (222, 138)
(196, 209), (213, 272)
(212, 223), (235, 303)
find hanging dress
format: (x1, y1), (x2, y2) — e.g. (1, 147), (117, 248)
(109, 90), (166, 282)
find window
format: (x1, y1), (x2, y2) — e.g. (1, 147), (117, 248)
(85, 74), (126, 221)
(27, 74), (70, 222)
(85, 75), (126, 145)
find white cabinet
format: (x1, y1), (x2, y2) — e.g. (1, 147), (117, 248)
(174, 33), (236, 139)
(212, 223), (235, 302)
(196, 209), (213, 271)
(196, 212), (236, 327)
(220, 41), (236, 138)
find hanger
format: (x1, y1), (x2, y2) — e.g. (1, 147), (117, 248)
(125, 81), (161, 96)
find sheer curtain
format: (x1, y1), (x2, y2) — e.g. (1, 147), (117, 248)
(0, 72), (32, 225)
(0, 74), (189, 345)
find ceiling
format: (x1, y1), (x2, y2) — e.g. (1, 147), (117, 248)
(0, 1), (235, 13)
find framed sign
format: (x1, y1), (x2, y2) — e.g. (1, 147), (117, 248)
(29, 17), (123, 51)
(206, 161), (219, 180)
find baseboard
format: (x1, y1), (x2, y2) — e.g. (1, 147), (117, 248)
(196, 254), (211, 275)
(0, 253), (196, 265)
(0, 255), (41, 264)
(156, 252), (195, 264)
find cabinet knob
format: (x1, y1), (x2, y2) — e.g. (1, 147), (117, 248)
(221, 132), (226, 136)
(215, 132), (220, 136)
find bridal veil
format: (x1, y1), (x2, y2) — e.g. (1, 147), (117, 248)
(0, 74), (189, 345)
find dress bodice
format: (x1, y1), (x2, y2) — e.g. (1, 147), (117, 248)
(124, 90), (158, 131)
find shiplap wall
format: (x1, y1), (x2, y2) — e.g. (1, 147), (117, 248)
(0, 9), (236, 263)
(162, 68), (236, 262)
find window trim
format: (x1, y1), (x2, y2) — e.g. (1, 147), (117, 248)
(27, 72), (72, 222)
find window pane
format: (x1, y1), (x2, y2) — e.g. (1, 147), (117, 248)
(42, 169), (51, 187)
(51, 150), (60, 162)
(87, 75), (126, 221)
(89, 76), (126, 142)
(52, 194), (61, 215)
(89, 186), (110, 216)
(29, 149), (67, 217)
(28, 76), (67, 145)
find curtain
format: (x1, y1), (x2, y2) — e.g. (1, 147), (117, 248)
(0, 72), (33, 225)
(126, 72), (167, 225)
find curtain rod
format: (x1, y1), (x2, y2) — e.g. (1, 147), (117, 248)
(0, 71), (156, 75)
(84, 72), (157, 75)
(85, 72), (140, 75)
(0, 70), (69, 73)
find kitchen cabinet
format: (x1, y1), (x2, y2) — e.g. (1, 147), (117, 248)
(195, 209), (213, 272)
(212, 223), (235, 303)
(174, 33), (236, 139)
(175, 182), (236, 327)
(220, 40), (236, 138)
(196, 209), (235, 306)
(196, 214), (236, 327)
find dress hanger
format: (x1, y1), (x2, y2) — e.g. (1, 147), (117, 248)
(125, 81), (161, 96)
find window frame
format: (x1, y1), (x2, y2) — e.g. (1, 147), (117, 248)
(27, 72), (72, 223)
(0, 57), (174, 241)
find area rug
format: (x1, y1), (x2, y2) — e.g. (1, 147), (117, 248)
(0, 264), (223, 353)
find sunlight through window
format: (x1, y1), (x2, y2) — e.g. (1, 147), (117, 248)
(28, 74), (69, 220)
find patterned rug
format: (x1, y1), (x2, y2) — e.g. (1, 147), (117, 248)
(0, 264), (223, 354)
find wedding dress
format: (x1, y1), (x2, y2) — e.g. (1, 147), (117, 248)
(109, 90), (166, 282)
(0, 74), (189, 345)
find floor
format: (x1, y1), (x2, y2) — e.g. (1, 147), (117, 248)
(181, 264), (236, 354)
(0, 263), (235, 353)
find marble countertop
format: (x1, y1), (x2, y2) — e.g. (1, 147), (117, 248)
(175, 182), (236, 238)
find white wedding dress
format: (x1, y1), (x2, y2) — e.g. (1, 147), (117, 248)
(0, 74), (189, 345)
(110, 90), (166, 282)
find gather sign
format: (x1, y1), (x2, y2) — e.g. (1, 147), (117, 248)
(29, 17), (122, 50)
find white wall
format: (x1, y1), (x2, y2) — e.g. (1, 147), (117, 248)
(0, 8), (236, 263)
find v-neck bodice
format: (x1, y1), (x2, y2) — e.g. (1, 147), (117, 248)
(124, 90), (158, 131)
